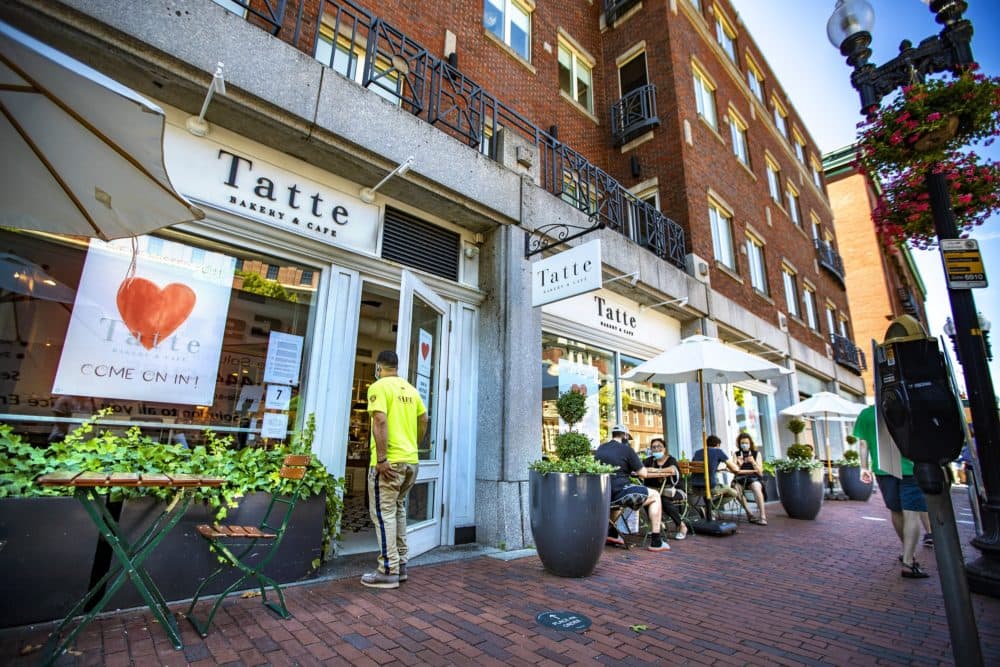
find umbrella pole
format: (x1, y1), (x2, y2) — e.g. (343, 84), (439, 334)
(699, 370), (711, 500)
(824, 412), (835, 496)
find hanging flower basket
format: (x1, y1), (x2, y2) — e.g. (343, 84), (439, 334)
(872, 152), (1000, 249)
(857, 68), (1000, 176)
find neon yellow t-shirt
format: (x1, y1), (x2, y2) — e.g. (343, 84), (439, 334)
(367, 375), (426, 465)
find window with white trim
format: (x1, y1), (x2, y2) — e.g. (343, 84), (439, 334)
(709, 200), (735, 269)
(785, 183), (801, 226)
(746, 234), (768, 294)
(839, 316), (849, 338)
(826, 304), (837, 337)
(793, 130), (806, 163)
(782, 265), (800, 318)
(693, 66), (717, 129)
(810, 214), (821, 242)
(766, 158), (782, 204)
(558, 39), (594, 113)
(315, 28), (401, 106)
(772, 98), (788, 139)
(729, 112), (749, 166)
(715, 11), (737, 63)
(746, 61), (764, 103)
(484, 0), (531, 62)
(803, 286), (819, 331)
(811, 157), (823, 189)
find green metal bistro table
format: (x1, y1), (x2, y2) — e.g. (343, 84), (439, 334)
(36, 471), (224, 665)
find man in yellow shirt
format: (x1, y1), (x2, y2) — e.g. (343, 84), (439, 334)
(361, 350), (428, 589)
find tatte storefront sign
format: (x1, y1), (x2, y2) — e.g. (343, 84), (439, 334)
(164, 124), (380, 255)
(543, 289), (681, 349)
(531, 239), (602, 307)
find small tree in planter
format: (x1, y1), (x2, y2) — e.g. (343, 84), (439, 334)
(529, 389), (615, 578)
(787, 418), (807, 445)
(774, 444), (824, 520)
(835, 447), (873, 502)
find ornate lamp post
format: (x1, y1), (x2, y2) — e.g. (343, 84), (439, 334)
(945, 313), (993, 363)
(828, 0), (1000, 620)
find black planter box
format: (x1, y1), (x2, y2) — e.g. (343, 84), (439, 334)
(529, 470), (610, 578)
(107, 492), (326, 609)
(763, 472), (779, 501)
(839, 465), (874, 501)
(777, 468), (824, 520)
(0, 497), (100, 628)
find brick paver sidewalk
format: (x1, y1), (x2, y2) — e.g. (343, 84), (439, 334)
(3, 488), (998, 666)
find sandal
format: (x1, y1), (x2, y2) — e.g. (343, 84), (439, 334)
(901, 562), (929, 579)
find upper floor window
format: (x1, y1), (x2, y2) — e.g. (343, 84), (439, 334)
(785, 184), (801, 226)
(826, 304), (837, 337)
(810, 214), (821, 242)
(811, 157), (823, 189)
(803, 286), (819, 331)
(782, 265), (800, 318)
(559, 39), (594, 113)
(772, 98), (788, 139)
(709, 200), (735, 270)
(266, 264), (280, 280)
(316, 28), (401, 105)
(299, 270), (314, 286)
(766, 158), (782, 204)
(746, 234), (768, 295)
(728, 111), (749, 166)
(690, 0), (702, 10)
(715, 11), (737, 63)
(746, 61), (764, 103)
(839, 316), (849, 338)
(484, 0), (531, 62)
(693, 65), (717, 129)
(792, 130), (806, 163)
(212, 0), (247, 17)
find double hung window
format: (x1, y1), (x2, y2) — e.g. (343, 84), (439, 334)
(709, 201), (735, 269)
(558, 40), (594, 113)
(484, 0), (532, 62)
(693, 66), (718, 129)
(746, 235), (768, 295)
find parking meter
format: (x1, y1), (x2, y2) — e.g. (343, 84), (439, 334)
(875, 315), (965, 464)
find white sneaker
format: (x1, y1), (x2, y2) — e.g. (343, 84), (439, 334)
(674, 532), (686, 540)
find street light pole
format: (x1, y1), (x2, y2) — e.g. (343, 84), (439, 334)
(829, 0), (1000, 598)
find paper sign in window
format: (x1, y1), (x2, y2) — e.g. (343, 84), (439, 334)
(265, 384), (292, 411)
(260, 412), (289, 440)
(263, 331), (303, 386)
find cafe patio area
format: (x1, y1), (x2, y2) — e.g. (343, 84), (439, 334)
(2, 487), (998, 666)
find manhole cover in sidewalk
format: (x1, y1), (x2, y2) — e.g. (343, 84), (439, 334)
(536, 611), (591, 631)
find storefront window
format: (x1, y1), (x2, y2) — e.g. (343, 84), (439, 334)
(0, 229), (318, 447)
(541, 334), (613, 456)
(619, 354), (672, 454)
(734, 387), (774, 458)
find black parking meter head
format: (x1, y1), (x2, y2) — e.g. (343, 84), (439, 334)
(876, 315), (965, 464)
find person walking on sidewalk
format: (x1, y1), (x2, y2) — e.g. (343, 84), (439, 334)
(361, 350), (428, 589)
(853, 405), (929, 579)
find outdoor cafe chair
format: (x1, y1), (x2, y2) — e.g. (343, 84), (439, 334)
(608, 487), (651, 549)
(186, 454), (312, 637)
(684, 460), (745, 525)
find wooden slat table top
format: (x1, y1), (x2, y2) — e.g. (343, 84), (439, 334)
(37, 471), (226, 488)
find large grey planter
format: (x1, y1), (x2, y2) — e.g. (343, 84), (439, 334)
(839, 465), (873, 501)
(0, 497), (99, 628)
(529, 470), (610, 578)
(776, 468), (824, 520)
(763, 472), (779, 501)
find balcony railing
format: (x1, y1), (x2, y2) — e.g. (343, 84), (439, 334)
(831, 333), (866, 375)
(250, 0), (686, 270)
(815, 239), (846, 287)
(611, 84), (659, 146)
(897, 287), (920, 316)
(604, 0), (643, 25)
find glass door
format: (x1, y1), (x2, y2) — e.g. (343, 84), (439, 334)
(395, 270), (449, 558)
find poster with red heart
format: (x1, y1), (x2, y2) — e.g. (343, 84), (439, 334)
(52, 237), (235, 404)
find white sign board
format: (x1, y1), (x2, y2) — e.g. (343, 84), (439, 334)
(940, 238), (987, 289)
(531, 239), (602, 307)
(265, 384), (293, 411)
(260, 412), (289, 440)
(416, 329), (433, 377)
(263, 332), (303, 386)
(52, 237), (234, 405)
(415, 374), (431, 409)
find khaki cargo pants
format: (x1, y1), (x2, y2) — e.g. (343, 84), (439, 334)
(368, 463), (418, 575)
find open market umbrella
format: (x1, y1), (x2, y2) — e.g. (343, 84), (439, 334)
(623, 335), (793, 495)
(780, 392), (865, 497)
(0, 20), (202, 240)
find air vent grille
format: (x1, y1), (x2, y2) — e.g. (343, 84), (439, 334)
(382, 207), (460, 281)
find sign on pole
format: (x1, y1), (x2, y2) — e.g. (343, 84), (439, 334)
(531, 239), (602, 307)
(940, 239), (987, 289)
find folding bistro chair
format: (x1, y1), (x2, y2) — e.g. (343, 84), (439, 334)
(186, 454), (312, 637)
(608, 487), (651, 549)
(686, 461), (744, 523)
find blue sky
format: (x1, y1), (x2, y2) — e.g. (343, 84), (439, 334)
(730, 0), (1000, 391)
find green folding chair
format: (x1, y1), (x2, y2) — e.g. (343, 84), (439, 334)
(186, 454), (312, 637)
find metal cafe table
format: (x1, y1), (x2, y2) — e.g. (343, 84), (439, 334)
(36, 471), (224, 665)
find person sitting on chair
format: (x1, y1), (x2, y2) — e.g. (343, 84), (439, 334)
(690, 434), (755, 522)
(595, 424), (670, 552)
(731, 433), (767, 525)
(642, 437), (689, 540)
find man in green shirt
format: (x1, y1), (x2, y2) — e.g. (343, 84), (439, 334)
(854, 405), (929, 579)
(361, 350), (428, 589)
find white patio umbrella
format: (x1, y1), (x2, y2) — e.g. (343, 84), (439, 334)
(0, 20), (202, 240)
(780, 392), (865, 495)
(623, 335), (793, 495)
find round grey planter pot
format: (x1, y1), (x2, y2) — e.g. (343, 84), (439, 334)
(777, 467), (825, 520)
(839, 465), (874, 501)
(529, 470), (610, 577)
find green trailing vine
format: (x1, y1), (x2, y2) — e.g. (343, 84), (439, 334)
(0, 412), (344, 570)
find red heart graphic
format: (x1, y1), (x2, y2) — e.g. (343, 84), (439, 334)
(420, 342), (430, 360)
(116, 277), (197, 350)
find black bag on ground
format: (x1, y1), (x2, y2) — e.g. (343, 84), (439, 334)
(690, 519), (737, 537)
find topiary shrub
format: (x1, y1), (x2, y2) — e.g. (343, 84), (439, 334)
(530, 389), (615, 475)
(787, 418), (806, 444)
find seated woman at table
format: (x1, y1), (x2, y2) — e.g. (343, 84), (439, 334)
(732, 432), (767, 525)
(642, 437), (689, 540)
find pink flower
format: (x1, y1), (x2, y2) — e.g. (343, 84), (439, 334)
(957, 194), (973, 205)
(926, 112), (942, 122)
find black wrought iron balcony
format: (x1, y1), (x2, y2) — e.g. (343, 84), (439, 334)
(831, 333), (866, 375)
(604, 0), (643, 25)
(897, 287), (920, 316)
(611, 84), (659, 146)
(815, 239), (846, 288)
